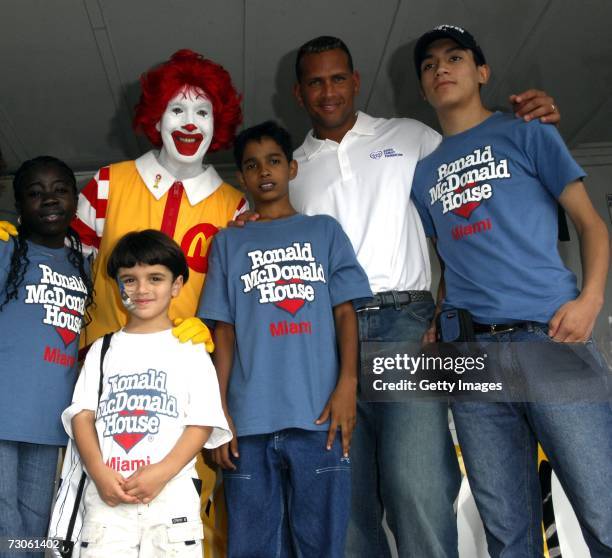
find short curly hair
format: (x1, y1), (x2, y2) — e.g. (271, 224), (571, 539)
(133, 49), (242, 153)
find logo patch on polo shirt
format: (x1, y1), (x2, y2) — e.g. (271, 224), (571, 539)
(369, 147), (404, 160)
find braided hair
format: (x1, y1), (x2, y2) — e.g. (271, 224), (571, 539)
(0, 156), (94, 320)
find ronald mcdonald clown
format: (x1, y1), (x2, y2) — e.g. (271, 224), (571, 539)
(73, 50), (246, 352)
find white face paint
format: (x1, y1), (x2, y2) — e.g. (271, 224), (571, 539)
(157, 86), (214, 169)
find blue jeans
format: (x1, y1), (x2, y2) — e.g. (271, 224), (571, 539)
(223, 429), (351, 558)
(346, 302), (461, 558)
(452, 326), (612, 558)
(0, 441), (59, 558)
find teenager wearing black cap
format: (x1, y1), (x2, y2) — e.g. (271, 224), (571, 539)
(412, 24), (611, 558)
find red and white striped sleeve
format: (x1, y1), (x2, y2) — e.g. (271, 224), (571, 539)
(232, 196), (249, 220)
(72, 166), (110, 257)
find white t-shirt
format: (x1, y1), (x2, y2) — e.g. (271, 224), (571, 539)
(62, 329), (231, 478)
(290, 111), (441, 293)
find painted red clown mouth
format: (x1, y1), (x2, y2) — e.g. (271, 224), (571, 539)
(172, 130), (204, 156)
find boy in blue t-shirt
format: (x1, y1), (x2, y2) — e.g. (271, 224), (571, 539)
(198, 120), (372, 558)
(411, 25), (611, 557)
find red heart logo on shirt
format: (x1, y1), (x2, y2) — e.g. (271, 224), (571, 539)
(113, 409), (148, 452)
(274, 279), (306, 316)
(55, 307), (80, 347)
(451, 182), (480, 219)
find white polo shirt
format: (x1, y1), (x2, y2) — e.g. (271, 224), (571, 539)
(290, 111), (441, 293)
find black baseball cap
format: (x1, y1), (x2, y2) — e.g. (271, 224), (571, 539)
(414, 25), (486, 78)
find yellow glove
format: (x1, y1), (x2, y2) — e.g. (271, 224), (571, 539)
(0, 221), (18, 242)
(172, 317), (214, 353)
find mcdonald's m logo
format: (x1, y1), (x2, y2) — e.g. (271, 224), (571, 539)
(180, 223), (220, 274)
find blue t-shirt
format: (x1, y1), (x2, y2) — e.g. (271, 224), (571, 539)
(0, 240), (89, 445)
(412, 112), (583, 323)
(198, 213), (372, 436)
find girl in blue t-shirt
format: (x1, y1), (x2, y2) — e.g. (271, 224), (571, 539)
(0, 156), (93, 549)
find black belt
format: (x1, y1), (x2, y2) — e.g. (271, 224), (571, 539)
(358, 290), (433, 310)
(472, 321), (537, 335)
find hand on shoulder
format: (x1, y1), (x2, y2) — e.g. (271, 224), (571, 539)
(227, 210), (260, 228)
(509, 89), (559, 124)
(0, 221), (17, 242)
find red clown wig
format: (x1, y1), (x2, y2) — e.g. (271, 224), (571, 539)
(133, 49), (242, 152)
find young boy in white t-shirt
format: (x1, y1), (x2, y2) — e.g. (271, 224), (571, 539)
(62, 229), (231, 557)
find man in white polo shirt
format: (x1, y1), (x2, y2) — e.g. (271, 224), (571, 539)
(289, 36), (560, 558)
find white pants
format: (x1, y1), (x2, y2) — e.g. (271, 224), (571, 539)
(80, 473), (203, 558)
